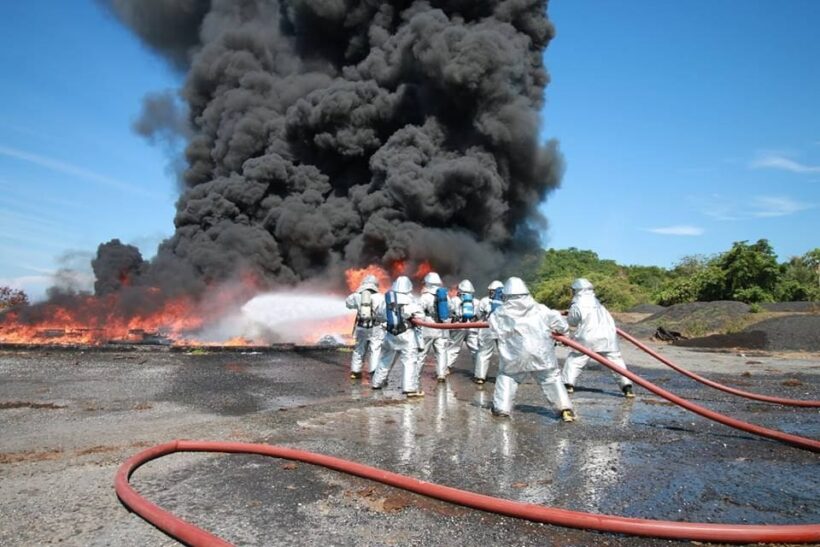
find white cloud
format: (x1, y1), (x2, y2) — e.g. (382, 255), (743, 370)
(647, 225), (704, 236)
(699, 199), (740, 221)
(699, 194), (813, 221)
(750, 152), (820, 174)
(0, 144), (152, 197)
(750, 196), (814, 218)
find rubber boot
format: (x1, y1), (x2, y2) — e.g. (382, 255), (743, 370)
(561, 409), (575, 423)
(491, 405), (510, 418)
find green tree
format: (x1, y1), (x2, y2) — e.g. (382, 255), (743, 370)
(625, 265), (668, 293)
(717, 239), (779, 301)
(0, 287), (29, 311)
(776, 248), (820, 301)
(654, 264), (725, 305)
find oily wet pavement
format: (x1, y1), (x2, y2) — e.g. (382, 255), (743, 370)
(0, 345), (818, 546)
(142, 347), (818, 545)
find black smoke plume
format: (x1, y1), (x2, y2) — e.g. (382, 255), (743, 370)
(100, 0), (563, 292)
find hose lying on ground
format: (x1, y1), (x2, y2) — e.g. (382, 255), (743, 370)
(616, 327), (820, 408)
(115, 320), (819, 544)
(411, 318), (820, 453)
(554, 334), (820, 452)
(116, 440), (820, 545)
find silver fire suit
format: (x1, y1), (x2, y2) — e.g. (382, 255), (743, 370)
(417, 287), (451, 381)
(488, 295), (573, 415)
(561, 289), (633, 390)
(345, 289), (386, 374)
(446, 294), (480, 370)
(474, 295), (501, 381)
(371, 292), (424, 393)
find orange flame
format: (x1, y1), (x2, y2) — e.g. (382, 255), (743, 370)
(413, 260), (432, 280)
(0, 264), (408, 347)
(0, 292), (205, 346)
(389, 260), (406, 278)
(344, 265), (391, 293)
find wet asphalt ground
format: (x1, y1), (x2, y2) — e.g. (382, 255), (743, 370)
(0, 343), (818, 546)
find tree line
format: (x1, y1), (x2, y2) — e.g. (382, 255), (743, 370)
(521, 240), (820, 312)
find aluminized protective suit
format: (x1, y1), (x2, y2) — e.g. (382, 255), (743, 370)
(345, 283), (385, 375)
(371, 277), (424, 394)
(447, 281), (480, 371)
(488, 288), (573, 416)
(474, 281), (503, 381)
(417, 274), (450, 381)
(561, 283), (633, 390)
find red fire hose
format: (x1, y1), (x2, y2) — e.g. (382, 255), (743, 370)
(116, 440), (820, 545)
(412, 318), (490, 329)
(616, 327), (820, 408)
(554, 334), (820, 452)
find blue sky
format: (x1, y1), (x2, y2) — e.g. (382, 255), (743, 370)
(543, 0), (819, 266)
(1, 1), (818, 300)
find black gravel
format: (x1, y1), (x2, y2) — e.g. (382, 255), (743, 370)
(623, 301), (751, 339)
(742, 315), (820, 352)
(761, 302), (820, 313)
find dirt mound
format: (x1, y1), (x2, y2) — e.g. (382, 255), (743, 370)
(628, 303), (666, 314)
(760, 302), (820, 313)
(621, 301), (750, 339)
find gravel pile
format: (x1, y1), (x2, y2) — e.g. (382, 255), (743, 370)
(627, 304), (666, 314)
(674, 315), (820, 352)
(621, 301), (750, 339)
(674, 331), (766, 350)
(760, 302), (820, 313)
(742, 315), (820, 352)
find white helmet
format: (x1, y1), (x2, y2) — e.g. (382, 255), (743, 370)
(392, 276), (413, 294)
(571, 278), (594, 291)
(488, 280), (503, 291)
(423, 272), (442, 286)
(503, 277), (529, 296)
(457, 279), (475, 294)
(359, 274), (378, 292)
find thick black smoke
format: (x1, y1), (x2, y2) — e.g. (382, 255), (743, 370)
(100, 0), (563, 292)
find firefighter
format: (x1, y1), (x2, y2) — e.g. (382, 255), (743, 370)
(473, 280), (504, 384)
(488, 277), (575, 422)
(561, 278), (635, 398)
(345, 274), (385, 379)
(417, 272), (451, 382)
(371, 276), (425, 397)
(446, 279), (480, 373)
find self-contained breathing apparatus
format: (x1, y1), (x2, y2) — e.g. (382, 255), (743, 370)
(356, 290), (374, 328)
(490, 287), (504, 313)
(434, 287), (450, 322)
(385, 290), (408, 335)
(460, 292), (475, 321)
